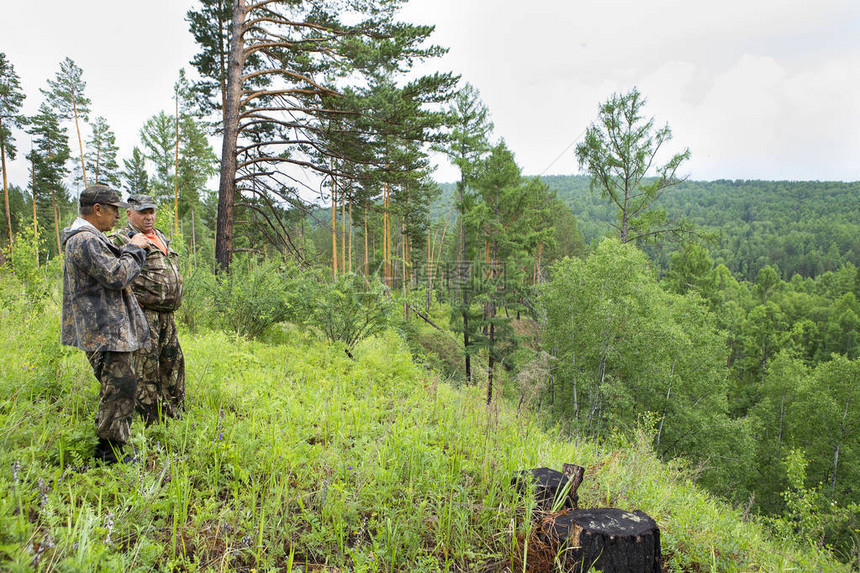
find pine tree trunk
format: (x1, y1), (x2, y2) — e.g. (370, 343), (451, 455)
(174, 91), (180, 235)
(464, 313), (472, 382)
(572, 359), (579, 420)
(487, 316), (495, 404)
(72, 93), (87, 188)
(348, 198), (352, 274)
(341, 178), (346, 275)
(1, 126), (13, 251)
(364, 203), (368, 276)
(457, 174), (471, 383)
(331, 163), (337, 280)
(214, 0), (247, 273)
(52, 189), (60, 254)
(383, 181), (390, 286)
(427, 208), (431, 311)
(31, 157), (37, 241)
(191, 208), (197, 268)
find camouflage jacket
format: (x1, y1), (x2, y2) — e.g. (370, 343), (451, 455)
(61, 219), (151, 352)
(110, 223), (183, 312)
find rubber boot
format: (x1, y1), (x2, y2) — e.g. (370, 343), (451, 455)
(94, 439), (136, 465)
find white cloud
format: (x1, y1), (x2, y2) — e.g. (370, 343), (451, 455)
(2, 0), (859, 187)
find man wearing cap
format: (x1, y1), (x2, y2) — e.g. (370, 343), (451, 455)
(61, 184), (151, 464)
(110, 194), (185, 426)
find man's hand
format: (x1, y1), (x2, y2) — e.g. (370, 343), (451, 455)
(129, 233), (150, 248)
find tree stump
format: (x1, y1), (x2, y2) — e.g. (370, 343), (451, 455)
(543, 508), (662, 573)
(512, 463), (585, 511)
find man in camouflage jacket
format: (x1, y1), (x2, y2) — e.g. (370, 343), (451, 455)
(61, 185), (151, 464)
(110, 194), (185, 426)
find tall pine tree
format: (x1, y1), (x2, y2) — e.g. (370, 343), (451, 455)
(27, 103), (71, 255)
(188, 0), (455, 271)
(122, 147), (149, 196)
(442, 82), (493, 382)
(41, 58), (90, 188)
(86, 116), (121, 187)
(0, 52), (26, 250)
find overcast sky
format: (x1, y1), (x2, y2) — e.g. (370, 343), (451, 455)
(2, 0), (859, 193)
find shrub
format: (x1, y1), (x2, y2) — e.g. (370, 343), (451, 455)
(298, 273), (395, 358)
(2, 225), (61, 309)
(178, 256), (300, 339)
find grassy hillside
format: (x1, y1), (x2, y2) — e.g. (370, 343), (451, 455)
(0, 271), (849, 572)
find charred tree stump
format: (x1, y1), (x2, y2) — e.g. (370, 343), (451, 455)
(512, 464), (585, 511)
(545, 508), (662, 573)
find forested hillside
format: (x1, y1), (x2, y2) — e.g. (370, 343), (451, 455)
(433, 176), (860, 283)
(541, 175), (860, 281)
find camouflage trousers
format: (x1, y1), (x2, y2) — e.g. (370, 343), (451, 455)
(134, 309), (185, 425)
(86, 350), (137, 444)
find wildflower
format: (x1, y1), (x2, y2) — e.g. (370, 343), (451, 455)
(319, 479), (329, 506)
(104, 511), (115, 545)
(37, 477), (48, 510)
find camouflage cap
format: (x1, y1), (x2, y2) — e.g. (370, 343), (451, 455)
(80, 185), (129, 208)
(127, 194), (158, 211)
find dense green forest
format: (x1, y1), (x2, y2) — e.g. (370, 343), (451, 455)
(2, 0), (860, 569)
(434, 176), (860, 283)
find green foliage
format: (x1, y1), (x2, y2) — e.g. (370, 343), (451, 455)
(26, 102), (73, 257)
(546, 175), (860, 281)
(298, 272), (395, 357)
(85, 116), (121, 187)
(541, 238), (749, 496)
(0, 52), (27, 174)
(139, 111), (175, 202)
(778, 449), (825, 547)
(40, 57), (90, 124)
(574, 87), (691, 245)
(190, 0), (456, 270)
(179, 257), (299, 339)
(121, 146), (148, 196)
(2, 224), (61, 308)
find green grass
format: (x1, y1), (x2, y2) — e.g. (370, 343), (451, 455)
(0, 281), (850, 571)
